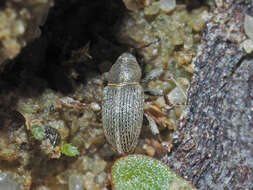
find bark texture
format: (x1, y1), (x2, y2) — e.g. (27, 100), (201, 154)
(165, 1), (253, 189)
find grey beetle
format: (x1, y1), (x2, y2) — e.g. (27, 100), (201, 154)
(102, 52), (187, 154)
(102, 52), (144, 154)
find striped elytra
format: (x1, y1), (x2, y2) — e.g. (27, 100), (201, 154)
(102, 53), (144, 154)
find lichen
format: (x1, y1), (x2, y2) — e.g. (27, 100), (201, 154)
(111, 155), (196, 190)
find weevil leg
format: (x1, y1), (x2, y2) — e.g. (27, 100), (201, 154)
(144, 113), (163, 142)
(144, 87), (164, 96)
(137, 37), (161, 50)
(144, 113), (159, 135)
(141, 67), (164, 96)
(141, 67), (164, 83)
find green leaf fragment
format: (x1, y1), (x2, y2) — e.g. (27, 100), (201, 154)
(144, 64), (152, 73)
(61, 143), (79, 157)
(31, 125), (45, 141)
(111, 155), (196, 190)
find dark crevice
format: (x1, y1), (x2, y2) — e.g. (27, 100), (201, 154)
(0, 0), (126, 96)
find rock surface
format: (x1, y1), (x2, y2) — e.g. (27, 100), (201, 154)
(165, 0), (253, 189)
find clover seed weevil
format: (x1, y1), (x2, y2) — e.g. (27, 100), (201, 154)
(102, 52), (144, 154)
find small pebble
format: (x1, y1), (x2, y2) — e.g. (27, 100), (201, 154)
(244, 14), (253, 40)
(122, 0), (139, 11)
(11, 20), (25, 36)
(143, 144), (156, 157)
(83, 172), (100, 190)
(94, 172), (108, 187)
(155, 96), (167, 107)
(37, 186), (50, 190)
(144, 2), (160, 16)
(242, 39), (253, 53)
(90, 102), (101, 112)
(80, 156), (93, 171)
(92, 159), (107, 174)
(167, 87), (186, 105)
(160, 0), (176, 12)
(68, 174), (84, 190)
(0, 172), (20, 190)
(178, 77), (190, 87)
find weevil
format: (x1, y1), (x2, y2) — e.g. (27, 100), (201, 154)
(102, 52), (187, 154)
(102, 52), (158, 154)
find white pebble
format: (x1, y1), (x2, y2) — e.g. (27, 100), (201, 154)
(160, 0), (176, 12)
(167, 87), (186, 105)
(90, 102), (101, 112)
(12, 20), (25, 36)
(244, 14), (253, 40)
(243, 39), (253, 53)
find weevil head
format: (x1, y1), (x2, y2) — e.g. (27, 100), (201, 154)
(106, 52), (142, 84)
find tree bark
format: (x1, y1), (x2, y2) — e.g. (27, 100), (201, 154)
(165, 1), (253, 189)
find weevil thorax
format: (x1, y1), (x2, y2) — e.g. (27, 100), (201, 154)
(106, 53), (142, 84)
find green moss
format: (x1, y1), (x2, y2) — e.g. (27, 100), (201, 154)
(61, 143), (79, 157)
(111, 155), (196, 190)
(31, 125), (45, 141)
